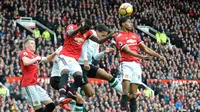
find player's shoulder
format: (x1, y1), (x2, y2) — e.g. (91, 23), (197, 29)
(90, 30), (97, 36)
(20, 50), (29, 57)
(131, 32), (140, 38)
(115, 31), (125, 41)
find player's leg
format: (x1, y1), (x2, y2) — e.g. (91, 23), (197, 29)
(129, 62), (142, 112)
(50, 76), (60, 90)
(79, 66), (95, 97)
(21, 85), (44, 112)
(129, 84), (139, 112)
(92, 65), (122, 93)
(36, 85), (55, 112)
(57, 55), (72, 110)
(49, 76), (83, 111)
(81, 83), (94, 97)
(69, 61), (86, 95)
(120, 62), (132, 112)
(50, 59), (61, 90)
(68, 92), (85, 112)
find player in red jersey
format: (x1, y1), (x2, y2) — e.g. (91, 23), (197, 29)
(115, 17), (166, 112)
(20, 37), (59, 112)
(57, 19), (116, 110)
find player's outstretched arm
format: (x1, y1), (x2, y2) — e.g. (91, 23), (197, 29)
(139, 43), (166, 63)
(40, 46), (62, 63)
(93, 48), (114, 60)
(90, 31), (117, 44)
(40, 52), (57, 62)
(122, 45), (152, 61)
(22, 56), (41, 66)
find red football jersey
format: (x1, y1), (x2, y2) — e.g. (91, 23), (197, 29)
(20, 50), (39, 87)
(59, 24), (93, 60)
(115, 31), (143, 63)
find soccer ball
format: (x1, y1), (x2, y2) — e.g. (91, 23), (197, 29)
(119, 3), (133, 16)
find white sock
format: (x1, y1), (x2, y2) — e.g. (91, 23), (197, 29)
(69, 100), (76, 112)
(74, 105), (83, 112)
(110, 79), (123, 93)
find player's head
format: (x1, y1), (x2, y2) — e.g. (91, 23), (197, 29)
(80, 19), (92, 34)
(23, 37), (36, 52)
(94, 24), (110, 38)
(119, 16), (133, 31)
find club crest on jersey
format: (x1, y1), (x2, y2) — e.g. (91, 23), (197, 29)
(125, 74), (129, 78)
(118, 42), (123, 46)
(23, 52), (28, 56)
(127, 39), (136, 44)
(35, 101), (39, 104)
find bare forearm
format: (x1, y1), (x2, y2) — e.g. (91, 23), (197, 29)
(128, 51), (144, 59)
(123, 46), (144, 59)
(45, 52), (57, 62)
(145, 48), (161, 58)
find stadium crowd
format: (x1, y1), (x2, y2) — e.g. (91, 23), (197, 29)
(0, 0), (199, 111)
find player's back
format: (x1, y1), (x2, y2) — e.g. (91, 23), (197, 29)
(115, 31), (142, 63)
(19, 50), (38, 87)
(59, 24), (93, 60)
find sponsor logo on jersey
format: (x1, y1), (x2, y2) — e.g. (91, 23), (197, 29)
(74, 37), (84, 44)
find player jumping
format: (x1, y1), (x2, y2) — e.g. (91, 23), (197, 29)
(78, 24), (122, 98)
(57, 19), (117, 110)
(115, 17), (166, 112)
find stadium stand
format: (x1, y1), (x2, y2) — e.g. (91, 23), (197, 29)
(0, 0), (199, 111)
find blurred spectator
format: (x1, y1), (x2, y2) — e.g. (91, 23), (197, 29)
(0, 0), (199, 111)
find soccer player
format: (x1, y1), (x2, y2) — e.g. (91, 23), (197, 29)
(50, 46), (85, 112)
(57, 19), (116, 110)
(115, 17), (166, 112)
(78, 24), (123, 98)
(20, 37), (59, 112)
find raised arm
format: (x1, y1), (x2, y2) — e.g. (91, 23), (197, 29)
(67, 25), (83, 37)
(68, 19), (91, 37)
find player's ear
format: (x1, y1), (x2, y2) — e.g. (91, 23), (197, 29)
(122, 22), (126, 27)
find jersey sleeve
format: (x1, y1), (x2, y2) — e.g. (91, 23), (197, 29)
(20, 50), (29, 60)
(115, 35), (127, 50)
(84, 30), (94, 39)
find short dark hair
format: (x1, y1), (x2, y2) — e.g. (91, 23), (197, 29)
(119, 16), (130, 27)
(80, 19), (92, 30)
(94, 24), (110, 32)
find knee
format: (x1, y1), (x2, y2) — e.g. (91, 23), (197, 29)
(45, 102), (55, 112)
(107, 74), (113, 81)
(50, 77), (60, 90)
(86, 90), (95, 97)
(61, 69), (69, 75)
(73, 71), (82, 77)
